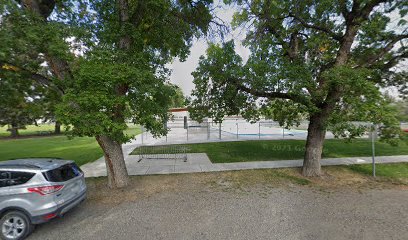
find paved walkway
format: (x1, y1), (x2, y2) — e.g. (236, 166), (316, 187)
(82, 127), (343, 177)
(81, 153), (408, 177)
(86, 125), (363, 178)
(81, 127), (407, 177)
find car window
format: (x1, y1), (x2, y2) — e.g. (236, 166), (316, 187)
(0, 171), (11, 188)
(8, 171), (36, 187)
(43, 163), (82, 182)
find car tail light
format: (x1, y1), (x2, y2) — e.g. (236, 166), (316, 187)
(43, 213), (57, 220)
(28, 185), (64, 195)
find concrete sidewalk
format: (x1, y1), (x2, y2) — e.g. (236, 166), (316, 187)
(81, 154), (408, 178)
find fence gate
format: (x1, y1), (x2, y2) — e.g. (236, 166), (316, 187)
(135, 145), (188, 162)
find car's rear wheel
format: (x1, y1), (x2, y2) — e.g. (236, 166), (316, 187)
(0, 211), (34, 240)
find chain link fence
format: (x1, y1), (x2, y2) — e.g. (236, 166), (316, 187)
(133, 118), (406, 161)
(150, 119), (314, 143)
(158, 119), (408, 142)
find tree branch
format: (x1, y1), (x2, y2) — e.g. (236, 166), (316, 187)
(338, 0), (349, 19)
(359, 0), (388, 19)
(363, 34), (408, 67)
(288, 13), (343, 41)
(377, 52), (408, 71)
(260, 23), (287, 46)
(228, 78), (314, 108)
(0, 61), (64, 95)
(252, 11), (288, 47)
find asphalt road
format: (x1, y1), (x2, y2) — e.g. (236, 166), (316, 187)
(28, 174), (408, 240)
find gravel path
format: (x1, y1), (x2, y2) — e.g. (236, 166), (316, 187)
(28, 173), (408, 240)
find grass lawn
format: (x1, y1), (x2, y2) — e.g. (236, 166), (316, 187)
(1, 124), (141, 138)
(346, 163), (408, 179)
(0, 124), (60, 138)
(224, 163), (408, 187)
(0, 124), (141, 166)
(132, 139), (408, 163)
(0, 136), (102, 166)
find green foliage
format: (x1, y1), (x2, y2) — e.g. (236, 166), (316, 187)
(168, 85), (186, 108)
(190, 41), (249, 123)
(261, 99), (309, 128)
(190, 0), (406, 143)
(0, 71), (44, 134)
(0, 0), (84, 134)
(90, 0), (212, 61)
(1, 0), (214, 144)
(0, 1), (77, 74)
(392, 99), (408, 122)
(54, 0), (214, 143)
(0, 66), (62, 136)
(325, 66), (401, 143)
(56, 53), (171, 141)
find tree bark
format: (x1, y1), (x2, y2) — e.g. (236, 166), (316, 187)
(301, 5), (362, 177)
(302, 112), (327, 176)
(22, 0), (72, 93)
(54, 121), (61, 134)
(21, 0), (56, 19)
(21, 0), (131, 189)
(92, 0), (132, 188)
(96, 135), (129, 188)
(9, 123), (19, 138)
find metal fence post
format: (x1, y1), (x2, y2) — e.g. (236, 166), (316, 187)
(236, 123), (239, 139)
(219, 122), (221, 140)
(283, 127), (285, 139)
(164, 121), (168, 143)
(187, 124), (189, 142)
(371, 123), (376, 177)
(207, 122), (210, 140)
(141, 126), (144, 145)
(258, 122), (261, 139)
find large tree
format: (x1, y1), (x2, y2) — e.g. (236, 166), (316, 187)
(0, 72), (44, 137)
(0, 0), (214, 188)
(391, 98), (408, 122)
(190, 0), (407, 176)
(169, 84), (187, 108)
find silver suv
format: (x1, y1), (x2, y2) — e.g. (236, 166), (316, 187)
(0, 158), (87, 240)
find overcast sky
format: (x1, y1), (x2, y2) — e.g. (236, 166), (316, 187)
(169, 5), (250, 96)
(169, 40), (210, 96)
(169, 3), (405, 98)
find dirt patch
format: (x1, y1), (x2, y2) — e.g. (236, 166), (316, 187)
(85, 173), (217, 205)
(84, 167), (408, 206)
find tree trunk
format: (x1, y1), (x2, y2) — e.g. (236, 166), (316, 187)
(54, 121), (61, 134)
(302, 113), (327, 177)
(9, 123), (19, 138)
(95, 135), (129, 188)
